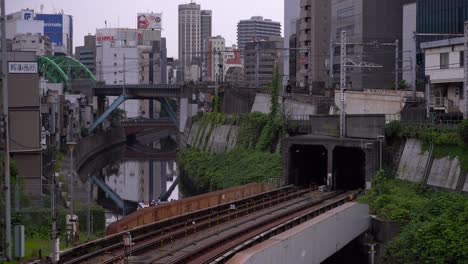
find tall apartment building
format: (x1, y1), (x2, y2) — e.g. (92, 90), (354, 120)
(244, 37), (284, 87)
(295, 0), (330, 93)
(284, 0), (301, 84)
(178, 3), (212, 81)
(330, 0), (412, 90)
(237, 16), (281, 55)
(75, 34), (96, 73)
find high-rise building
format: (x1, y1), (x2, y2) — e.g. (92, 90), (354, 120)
(179, 3), (203, 81)
(237, 16), (281, 55)
(201, 10), (212, 50)
(75, 34), (96, 73)
(244, 37), (284, 88)
(35, 13), (73, 55)
(284, 0), (301, 84)
(330, 0), (412, 90)
(295, 0), (330, 93)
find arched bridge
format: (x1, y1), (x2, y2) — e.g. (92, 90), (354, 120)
(38, 55), (96, 91)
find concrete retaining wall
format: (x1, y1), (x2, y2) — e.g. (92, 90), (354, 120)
(397, 139), (429, 183)
(308, 114), (385, 139)
(186, 122), (238, 153)
(227, 202), (369, 264)
(427, 157), (461, 190)
(397, 138), (467, 193)
(251, 93), (317, 116)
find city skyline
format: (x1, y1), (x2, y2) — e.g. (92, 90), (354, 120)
(6, 0), (284, 58)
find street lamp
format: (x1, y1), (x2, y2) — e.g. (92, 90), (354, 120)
(377, 135), (385, 171)
(67, 142), (77, 217)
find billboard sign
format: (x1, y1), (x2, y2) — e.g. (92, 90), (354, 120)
(36, 14), (63, 46)
(137, 13), (162, 30)
(8, 62), (38, 74)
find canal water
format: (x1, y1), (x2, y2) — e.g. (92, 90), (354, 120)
(77, 131), (179, 226)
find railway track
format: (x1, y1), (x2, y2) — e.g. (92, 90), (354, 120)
(151, 190), (358, 264)
(58, 185), (307, 264)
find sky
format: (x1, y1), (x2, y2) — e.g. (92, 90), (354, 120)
(7, 0), (284, 58)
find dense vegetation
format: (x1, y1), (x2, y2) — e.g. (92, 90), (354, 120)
(178, 66), (284, 194)
(360, 176), (468, 264)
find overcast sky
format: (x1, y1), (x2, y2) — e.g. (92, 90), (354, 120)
(7, 0), (284, 58)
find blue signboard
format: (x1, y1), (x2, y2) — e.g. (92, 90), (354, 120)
(36, 14), (63, 46)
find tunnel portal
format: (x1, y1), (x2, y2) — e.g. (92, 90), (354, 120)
(288, 144), (328, 187)
(333, 146), (366, 190)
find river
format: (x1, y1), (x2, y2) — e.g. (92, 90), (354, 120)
(77, 130), (179, 226)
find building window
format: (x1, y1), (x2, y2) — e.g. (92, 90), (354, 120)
(460, 51), (464, 67)
(440, 53), (449, 69)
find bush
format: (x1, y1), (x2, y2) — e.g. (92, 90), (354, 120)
(458, 119), (468, 145)
(385, 121), (402, 140)
(360, 178), (468, 264)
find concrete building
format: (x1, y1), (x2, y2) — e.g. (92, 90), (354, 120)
(284, 0), (301, 84)
(12, 33), (53, 55)
(2, 52), (42, 199)
(75, 34), (96, 74)
(223, 45), (243, 81)
(178, 2), (202, 81)
(330, 0), (412, 90)
(295, 0), (330, 93)
(421, 38), (465, 114)
(244, 37), (284, 87)
(237, 16), (281, 55)
(6, 9), (44, 40)
(35, 13), (73, 55)
(206, 36), (225, 81)
(95, 28), (144, 118)
(402, 0), (468, 88)
(201, 10), (212, 51)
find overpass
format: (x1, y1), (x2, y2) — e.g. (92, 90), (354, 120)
(121, 119), (178, 135)
(93, 84), (186, 98)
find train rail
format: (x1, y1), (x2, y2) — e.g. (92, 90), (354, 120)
(153, 190), (358, 264)
(58, 185), (305, 264)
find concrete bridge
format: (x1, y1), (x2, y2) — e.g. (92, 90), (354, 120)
(121, 118), (178, 135)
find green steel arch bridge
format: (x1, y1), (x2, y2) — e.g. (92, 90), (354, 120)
(37, 55), (96, 91)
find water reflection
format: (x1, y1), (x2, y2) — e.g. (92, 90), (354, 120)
(78, 130), (179, 225)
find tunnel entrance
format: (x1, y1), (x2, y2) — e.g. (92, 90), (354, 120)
(289, 145), (327, 187)
(333, 147), (366, 190)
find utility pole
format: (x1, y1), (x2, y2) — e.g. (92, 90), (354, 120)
(395, 39), (399, 90)
(308, 46), (313, 95)
(412, 32), (417, 99)
(340, 30), (347, 138)
(51, 177), (58, 264)
(464, 21), (468, 119)
(1, 0), (11, 259)
(255, 43), (260, 88)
